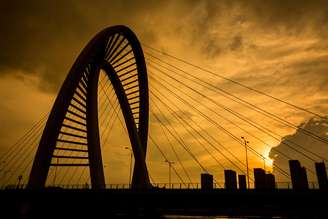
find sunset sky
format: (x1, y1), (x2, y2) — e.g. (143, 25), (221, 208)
(0, 0), (327, 186)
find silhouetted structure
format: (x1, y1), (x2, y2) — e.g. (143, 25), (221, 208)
(238, 174), (246, 189)
(265, 173), (276, 189)
(13, 24), (326, 195)
(224, 170), (237, 189)
(315, 162), (328, 189)
(289, 160), (308, 189)
(254, 168), (266, 189)
(2, 189), (328, 218)
(253, 168), (276, 189)
(27, 26), (151, 189)
(201, 173), (213, 190)
(301, 167), (308, 188)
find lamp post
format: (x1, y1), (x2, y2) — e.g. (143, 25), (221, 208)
(241, 137), (250, 189)
(165, 159), (175, 188)
(124, 147), (133, 188)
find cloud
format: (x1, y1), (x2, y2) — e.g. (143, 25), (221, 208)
(1, 0), (328, 184)
(269, 116), (328, 182)
(0, 72), (53, 156)
(243, 0), (328, 36)
(229, 35), (243, 51)
(168, 0), (328, 60)
(1, 0), (328, 92)
(0, 0), (163, 92)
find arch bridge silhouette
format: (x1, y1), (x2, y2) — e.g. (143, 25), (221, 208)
(28, 25), (150, 189)
(0, 25), (327, 218)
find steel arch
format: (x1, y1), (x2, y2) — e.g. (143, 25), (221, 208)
(27, 25), (151, 189)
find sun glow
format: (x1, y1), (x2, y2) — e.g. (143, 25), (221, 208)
(263, 147), (274, 169)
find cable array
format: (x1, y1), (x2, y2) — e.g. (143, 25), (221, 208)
(1, 42), (326, 189)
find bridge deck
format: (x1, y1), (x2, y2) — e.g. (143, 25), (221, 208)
(1, 189), (327, 218)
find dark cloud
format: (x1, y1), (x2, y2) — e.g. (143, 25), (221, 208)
(0, 0), (163, 92)
(243, 0), (328, 36)
(215, 49), (328, 103)
(1, 1), (88, 91)
(1, 0), (328, 92)
(203, 39), (222, 58)
(182, 0), (328, 58)
(229, 35), (243, 51)
(269, 117), (328, 181)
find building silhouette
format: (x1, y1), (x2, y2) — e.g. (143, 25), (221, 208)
(254, 168), (266, 189)
(265, 173), (276, 189)
(315, 162), (328, 189)
(238, 175), (246, 189)
(224, 170), (237, 189)
(289, 160), (308, 189)
(201, 173), (213, 190)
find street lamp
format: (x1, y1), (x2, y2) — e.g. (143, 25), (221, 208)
(165, 159), (175, 188)
(241, 137), (250, 189)
(124, 147), (133, 188)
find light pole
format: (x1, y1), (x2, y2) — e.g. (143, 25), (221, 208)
(125, 147), (133, 188)
(241, 137), (250, 189)
(165, 159), (175, 188)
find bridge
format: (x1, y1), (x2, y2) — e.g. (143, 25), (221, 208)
(0, 26), (327, 218)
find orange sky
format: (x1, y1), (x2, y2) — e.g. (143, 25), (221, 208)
(0, 0), (327, 187)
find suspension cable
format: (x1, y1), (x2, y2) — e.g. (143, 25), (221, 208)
(143, 45), (325, 119)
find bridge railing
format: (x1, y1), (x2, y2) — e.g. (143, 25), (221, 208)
(0, 182), (320, 190)
(275, 181), (319, 189)
(0, 184), (26, 190)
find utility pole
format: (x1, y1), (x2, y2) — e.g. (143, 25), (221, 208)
(165, 159), (175, 188)
(125, 147), (133, 188)
(241, 137), (250, 189)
